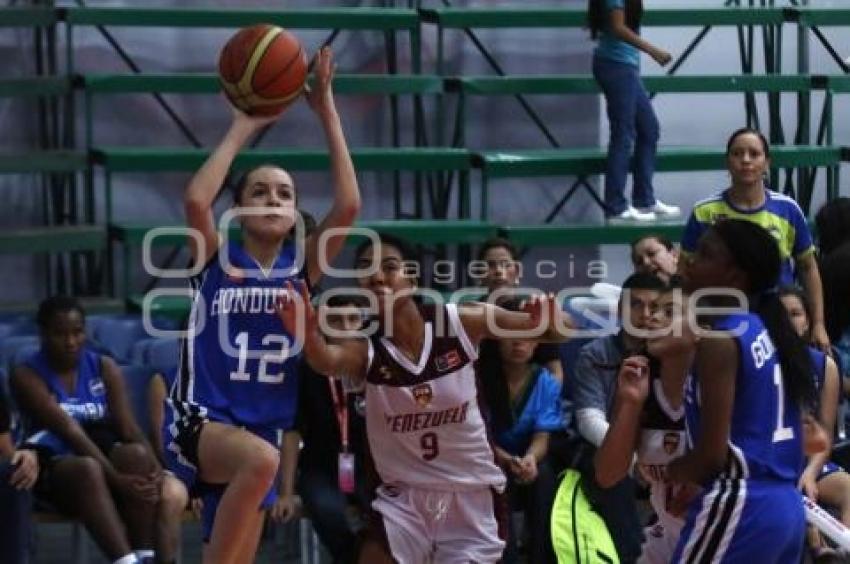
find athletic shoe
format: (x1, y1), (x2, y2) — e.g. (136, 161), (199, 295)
(607, 206), (656, 223)
(638, 200), (681, 217)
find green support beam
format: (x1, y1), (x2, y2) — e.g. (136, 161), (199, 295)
(420, 7), (787, 29)
(82, 73), (444, 96)
(797, 9), (850, 27)
(0, 7), (57, 27)
(455, 74), (816, 95)
(0, 226), (106, 254)
(92, 147), (473, 173)
(476, 145), (841, 178)
(0, 151), (88, 173)
(62, 7), (420, 31)
(500, 224), (685, 247)
(0, 77), (72, 98)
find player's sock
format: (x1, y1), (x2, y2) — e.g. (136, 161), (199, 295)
(113, 555), (139, 564)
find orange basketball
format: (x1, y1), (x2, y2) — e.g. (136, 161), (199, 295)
(218, 24), (308, 116)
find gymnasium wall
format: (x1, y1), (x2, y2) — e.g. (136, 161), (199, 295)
(0, 0), (847, 302)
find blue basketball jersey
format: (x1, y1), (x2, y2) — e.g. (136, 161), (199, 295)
(171, 240), (300, 429)
(809, 346), (827, 396)
(24, 348), (109, 455)
(684, 312), (803, 482)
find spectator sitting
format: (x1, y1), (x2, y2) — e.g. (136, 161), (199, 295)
(286, 293), (371, 563)
(476, 238), (564, 382)
(12, 296), (184, 564)
(478, 302), (562, 564)
(815, 197), (850, 257)
(779, 286), (850, 560)
(820, 244), (850, 381)
(1, 383), (38, 563)
(572, 272), (666, 564)
(630, 234), (679, 284)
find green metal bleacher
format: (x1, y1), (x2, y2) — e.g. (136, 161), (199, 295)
(61, 6), (422, 74)
(475, 144), (840, 220)
(0, 4), (848, 311)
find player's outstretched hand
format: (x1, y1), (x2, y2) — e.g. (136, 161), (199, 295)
(276, 280), (315, 337)
(305, 46), (335, 116)
(229, 104), (280, 137)
(521, 293), (556, 330)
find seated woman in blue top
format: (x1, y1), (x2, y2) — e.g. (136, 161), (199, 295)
(11, 297), (183, 564)
(779, 286), (850, 558)
(479, 300), (563, 564)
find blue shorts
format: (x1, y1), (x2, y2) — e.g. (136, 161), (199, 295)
(819, 461), (845, 480)
(672, 479), (804, 563)
(162, 402), (279, 541)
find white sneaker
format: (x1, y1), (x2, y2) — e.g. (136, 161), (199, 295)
(608, 206), (656, 223)
(638, 200), (681, 217)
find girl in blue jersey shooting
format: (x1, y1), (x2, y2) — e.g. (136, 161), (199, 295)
(668, 219), (817, 563)
(164, 46), (360, 564)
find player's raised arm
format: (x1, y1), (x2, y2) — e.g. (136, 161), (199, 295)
(458, 294), (573, 346)
(303, 47), (361, 287)
(183, 108), (279, 267)
(276, 281), (368, 381)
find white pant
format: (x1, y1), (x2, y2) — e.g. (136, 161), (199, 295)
(372, 484), (505, 564)
(638, 516), (683, 564)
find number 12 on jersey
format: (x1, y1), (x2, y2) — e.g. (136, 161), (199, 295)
(229, 331), (289, 384)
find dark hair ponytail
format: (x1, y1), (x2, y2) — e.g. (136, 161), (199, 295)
(711, 220), (815, 409)
(752, 292), (816, 409)
(588, 0), (643, 39)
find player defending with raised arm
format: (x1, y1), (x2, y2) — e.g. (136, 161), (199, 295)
(277, 233), (571, 564)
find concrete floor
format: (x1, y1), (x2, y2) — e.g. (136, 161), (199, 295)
(31, 518), (322, 563)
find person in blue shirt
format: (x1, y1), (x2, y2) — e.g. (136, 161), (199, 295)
(163, 46), (360, 563)
(479, 299), (563, 564)
(12, 297), (182, 564)
(587, 0), (678, 222)
(669, 219), (817, 563)
(680, 128), (829, 351)
(0, 383), (38, 564)
(779, 286), (850, 559)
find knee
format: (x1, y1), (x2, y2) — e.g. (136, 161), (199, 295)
(640, 117), (660, 142)
(110, 442), (155, 474)
(68, 456), (109, 492)
(160, 475), (189, 514)
(609, 129), (636, 153)
(242, 440), (279, 486)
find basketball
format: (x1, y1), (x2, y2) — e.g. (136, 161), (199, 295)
(218, 24), (308, 116)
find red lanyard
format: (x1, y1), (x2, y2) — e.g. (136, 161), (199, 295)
(327, 378), (349, 453)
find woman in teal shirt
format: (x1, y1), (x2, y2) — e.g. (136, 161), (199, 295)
(588, 0), (678, 222)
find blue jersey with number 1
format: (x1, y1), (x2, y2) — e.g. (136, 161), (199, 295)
(170, 240), (300, 429)
(674, 312), (806, 563)
(684, 312), (803, 482)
